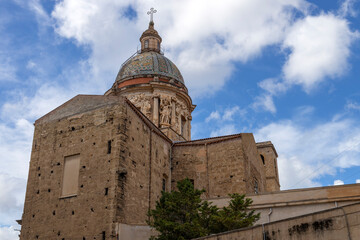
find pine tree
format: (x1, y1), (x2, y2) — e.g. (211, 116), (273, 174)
(147, 179), (260, 240)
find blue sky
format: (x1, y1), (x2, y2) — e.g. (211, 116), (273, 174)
(1, 0), (360, 238)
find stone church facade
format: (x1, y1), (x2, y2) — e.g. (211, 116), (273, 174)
(19, 20), (280, 240)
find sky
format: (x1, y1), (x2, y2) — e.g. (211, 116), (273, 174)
(1, 0), (360, 238)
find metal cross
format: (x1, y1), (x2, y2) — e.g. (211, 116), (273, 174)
(147, 7), (157, 22)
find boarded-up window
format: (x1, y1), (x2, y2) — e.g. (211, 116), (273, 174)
(61, 154), (80, 197)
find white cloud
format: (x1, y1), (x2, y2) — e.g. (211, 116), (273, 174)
(356, 179), (360, 183)
(334, 179), (344, 185)
(52, 0), (139, 84)
(210, 124), (238, 137)
(206, 106), (243, 123)
(282, 13), (358, 92)
(258, 78), (288, 95)
(346, 101), (360, 111)
(255, 118), (360, 189)
(0, 57), (17, 82)
(254, 12), (359, 113)
(253, 94), (277, 113)
(29, 0), (52, 27)
(51, 0), (310, 97)
(0, 119), (33, 179)
(2, 84), (73, 122)
(206, 111), (220, 122)
(0, 174), (26, 226)
(223, 106), (240, 121)
(253, 78), (287, 113)
(338, 0), (357, 18)
(0, 226), (19, 240)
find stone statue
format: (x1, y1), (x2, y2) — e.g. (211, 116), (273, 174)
(160, 105), (171, 125)
(142, 100), (152, 119)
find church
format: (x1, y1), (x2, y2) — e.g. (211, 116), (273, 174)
(19, 10), (360, 240)
(19, 11), (279, 239)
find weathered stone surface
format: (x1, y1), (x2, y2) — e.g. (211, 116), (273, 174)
(20, 95), (279, 239)
(194, 202), (360, 240)
(171, 134), (269, 198)
(20, 96), (174, 239)
(257, 141), (280, 192)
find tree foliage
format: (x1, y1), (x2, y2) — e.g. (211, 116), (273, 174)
(147, 179), (260, 240)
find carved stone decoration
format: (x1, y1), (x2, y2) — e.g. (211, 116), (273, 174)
(159, 95), (172, 126)
(128, 93), (191, 137)
(172, 98), (188, 135)
(142, 100), (152, 119)
(160, 105), (171, 126)
(128, 93), (152, 119)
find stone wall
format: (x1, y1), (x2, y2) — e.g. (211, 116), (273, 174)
(194, 202), (360, 240)
(20, 98), (127, 239)
(171, 134), (266, 198)
(20, 96), (173, 239)
(256, 141), (280, 192)
(19, 94), (280, 240)
(115, 101), (172, 226)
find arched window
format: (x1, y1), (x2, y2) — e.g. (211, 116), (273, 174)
(260, 154), (265, 165)
(144, 40), (149, 48)
(157, 40), (160, 49)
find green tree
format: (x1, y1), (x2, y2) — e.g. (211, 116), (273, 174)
(210, 193), (260, 234)
(148, 179), (260, 240)
(147, 178), (207, 240)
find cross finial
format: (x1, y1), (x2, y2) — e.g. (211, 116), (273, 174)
(147, 7), (157, 23)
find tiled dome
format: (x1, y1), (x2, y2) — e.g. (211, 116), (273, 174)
(115, 51), (184, 84)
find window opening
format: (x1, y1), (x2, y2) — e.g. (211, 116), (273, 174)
(260, 154), (265, 165)
(107, 140), (112, 154)
(162, 178), (166, 191)
(254, 180), (259, 194)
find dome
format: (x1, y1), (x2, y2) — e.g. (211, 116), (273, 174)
(115, 51), (184, 84)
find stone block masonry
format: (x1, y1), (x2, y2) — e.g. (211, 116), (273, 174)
(20, 95), (279, 239)
(171, 133), (270, 198)
(20, 96), (173, 239)
(194, 202), (360, 240)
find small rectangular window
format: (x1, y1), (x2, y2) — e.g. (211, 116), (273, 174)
(162, 178), (166, 191)
(254, 180), (259, 194)
(61, 154), (80, 197)
(107, 140), (112, 154)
